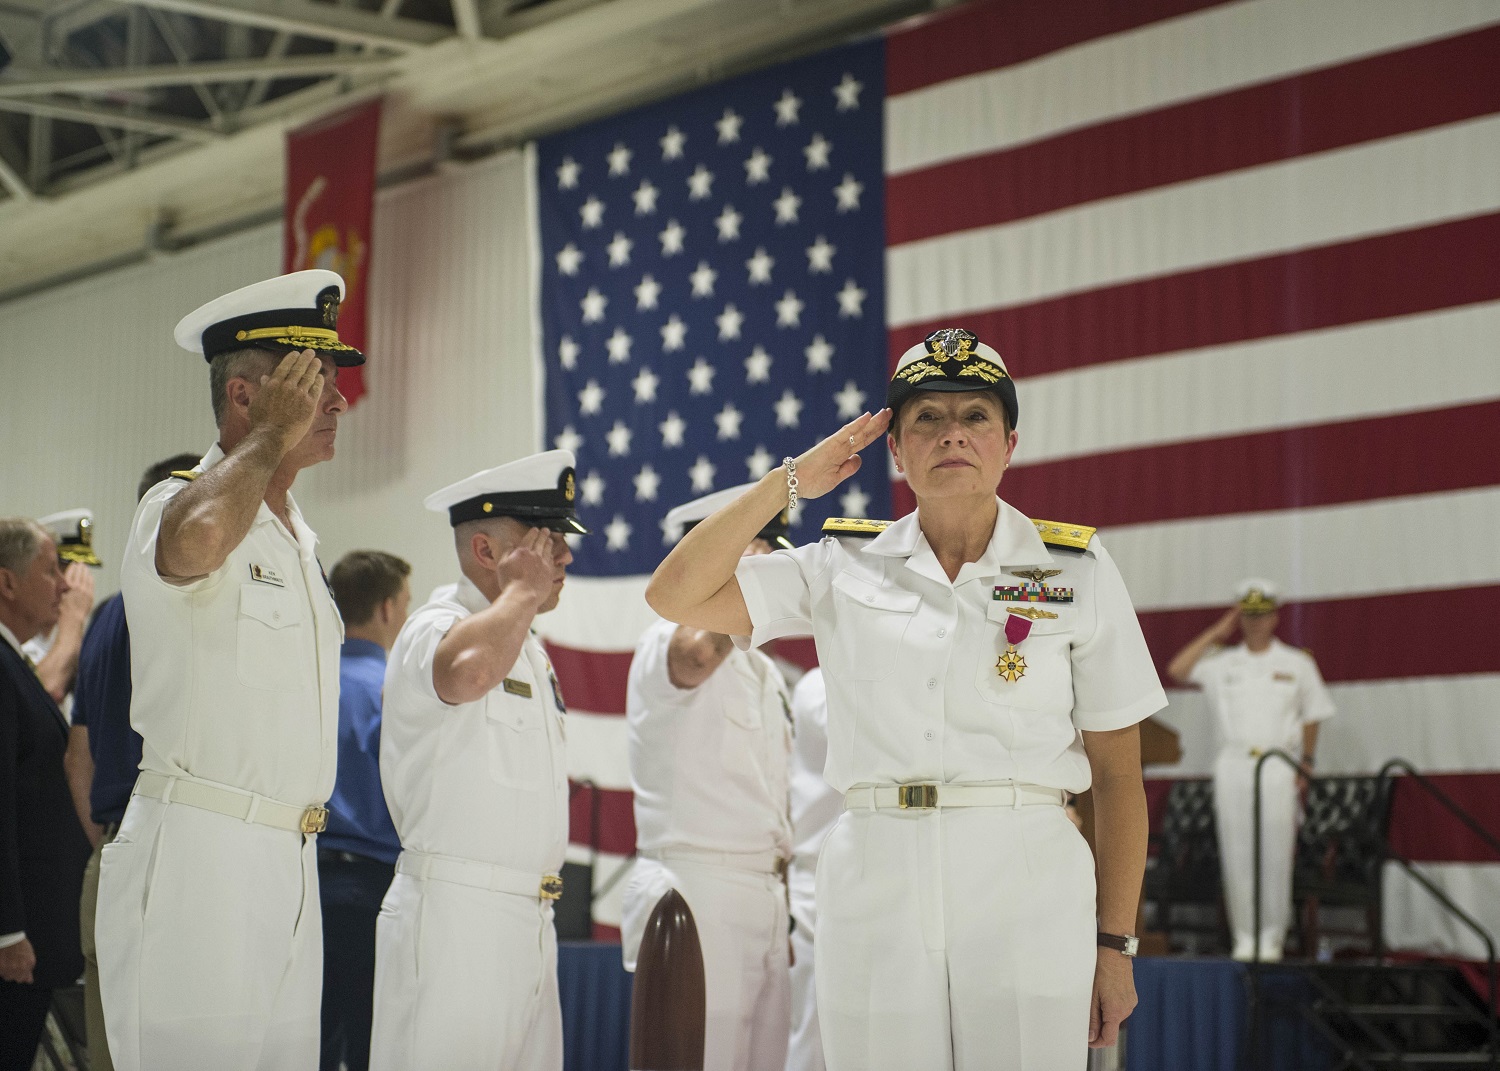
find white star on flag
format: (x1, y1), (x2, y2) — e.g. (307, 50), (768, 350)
(746, 445), (775, 480)
(776, 290), (804, 327)
(833, 72), (862, 111)
(632, 365), (659, 403)
(833, 379), (867, 418)
(604, 514), (632, 551)
(556, 243), (583, 275)
(635, 274), (662, 310)
(660, 125), (686, 160)
(687, 165), (714, 201)
(744, 147), (772, 184)
(744, 346), (772, 383)
(607, 232), (633, 267)
(690, 261), (718, 297)
(689, 455), (717, 492)
(715, 402), (744, 440)
(660, 315), (688, 351)
(716, 108), (743, 144)
(607, 142), (632, 176)
(581, 288), (607, 322)
(806, 235), (835, 272)
(659, 220), (686, 255)
(687, 357), (716, 394)
(774, 88), (802, 126)
(606, 420), (633, 456)
(775, 389), (804, 428)
(606, 326), (633, 363)
(746, 247), (774, 284)
(837, 278), (867, 318)
(773, 187), (802, 225)
(716, 205), (743, 242)
(840, 483), (871, 518)
(805, 334), (834, 373)
(633, 180), (659, 215)
(633, 464), (661, 501)
(716, 303), (745, 340)
(556, 156), (580, 188)
(579, 470), (605, 506)
(558, 335), (580, 370)
(578, 379), (605, 414)
(580, 196), (605, 228)
(803, 133), (831, 170)
(554, 425), (583, 454)
(659, 411), (686, 448)
(834, 173), (863, 212)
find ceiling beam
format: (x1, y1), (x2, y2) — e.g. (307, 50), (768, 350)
(0, 148), (32, 201)
(118, 0), (450, 51)
(0, 96), (224, 140)
(0, 52), (396, 96)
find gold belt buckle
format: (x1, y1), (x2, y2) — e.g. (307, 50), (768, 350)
(300, 806), (328, 835)
(539, 874), (565, 901)
(897, 784), (939, 809)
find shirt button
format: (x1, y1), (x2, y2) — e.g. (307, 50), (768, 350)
(925, 730), (935, 741)
(937, 628), (946, 638)
(865, 595), (874, 603)
(927, 678), (936, 689)
(272, 611), (281, 621)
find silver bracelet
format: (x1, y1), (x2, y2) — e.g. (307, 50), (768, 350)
(782, 456), (799, 512)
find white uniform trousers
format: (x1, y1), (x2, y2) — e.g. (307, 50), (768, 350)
(1213, 751), (1298, 959)
(785, 858), (825, 1071)
(369, 869), (562, 1071)
(622, 855), (791, 1071)
(96, 795), (322, 1071)
(815, 804), (1096, 1071)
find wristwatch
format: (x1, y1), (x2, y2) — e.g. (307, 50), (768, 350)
(1097, 932), (1139, 957)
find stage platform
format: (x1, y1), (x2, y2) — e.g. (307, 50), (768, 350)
(557, 944), (1336, 1070)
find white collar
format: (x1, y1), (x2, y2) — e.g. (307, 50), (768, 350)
(860, 497), (1054, 586)
(0, 620), (25, 657)
(455, 575), (491, 615)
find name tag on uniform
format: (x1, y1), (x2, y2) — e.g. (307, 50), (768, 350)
(249, 563), (286, 587)
(502, 678), (533, 698)
(1273, 672), (1296, 683)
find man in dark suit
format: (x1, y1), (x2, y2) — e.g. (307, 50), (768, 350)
(0, 517), (92, 1071)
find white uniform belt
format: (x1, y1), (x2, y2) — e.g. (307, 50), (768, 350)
(133, 771), (328, 834)
(396, 849), (564, 901)
(638, 846), (788, 876)
(844, 782), (1067, 811)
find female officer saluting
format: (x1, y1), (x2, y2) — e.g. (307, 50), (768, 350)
(647, 328), (1167, 1070)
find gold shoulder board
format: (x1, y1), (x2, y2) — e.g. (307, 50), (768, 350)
(169, 470), (199, 481)
(1032, 519), (1097, 551)
(822, 517), (891, 538)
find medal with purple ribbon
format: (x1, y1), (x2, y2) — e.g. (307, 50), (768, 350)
(997, 611), (1032, 682)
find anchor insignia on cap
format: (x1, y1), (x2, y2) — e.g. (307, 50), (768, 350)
(319, 289), (341, 329)
(925, 327), (977, 364)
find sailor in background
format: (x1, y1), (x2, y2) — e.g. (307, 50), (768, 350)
(371, 451), (581, 1071)
(22, 509), (99, 709)
(97, 269), (358, 1071)
(1168, 580), (1336, 961)
(623, 484), (795, 1071)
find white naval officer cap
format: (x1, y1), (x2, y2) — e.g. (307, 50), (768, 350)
(425, 450), (588, 534)
(888, 327), (1018, 429)
(37, 508), (101, 567)
(173, 269), (365, 366)
(1234, 578), (1280, 615)
(663, 483), (794, 550)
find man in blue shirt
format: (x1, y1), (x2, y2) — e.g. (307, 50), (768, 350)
(321, 550), (411, 1071)
(70, 453), (200, 1071)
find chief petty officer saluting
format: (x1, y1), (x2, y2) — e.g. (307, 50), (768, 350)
(647, 329), (1168, 1070)
(97, 270), (359, 1071)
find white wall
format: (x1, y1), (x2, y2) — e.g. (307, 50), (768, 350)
(0, 148), (540, 605)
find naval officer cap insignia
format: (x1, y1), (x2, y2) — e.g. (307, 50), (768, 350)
(173, 269), (365, 367)
(425, 449), (588, 534)
(662, 483), (795, 550)
(38, 508), (102, 567)
(887, 327), (1019, 429)
(1235, 577), (1280, 616)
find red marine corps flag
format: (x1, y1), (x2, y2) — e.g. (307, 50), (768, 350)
(284, 98), (381, 406)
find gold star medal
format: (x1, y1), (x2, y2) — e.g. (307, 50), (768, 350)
(996, 612), (1033, 682)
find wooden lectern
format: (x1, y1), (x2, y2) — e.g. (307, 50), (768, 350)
(628, 888), (707, 1071)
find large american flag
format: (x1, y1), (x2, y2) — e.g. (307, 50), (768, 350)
(535, 0), (1500, 948)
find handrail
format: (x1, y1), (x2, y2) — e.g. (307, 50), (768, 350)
(1378, 758), (1500, 861)
(1250, 748), (1312, 968)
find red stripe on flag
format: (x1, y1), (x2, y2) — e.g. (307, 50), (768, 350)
(569, 781), (637, 857)
(1001, 402), (1500, 529)
(888, 212), (1500, 377)
(546, 641), (633, 715)
(886, 0), (1233, 96)
(889, 26), (1500, 244)
(1140, 587), (1500, 686)
(1390, 773), (1500, 865)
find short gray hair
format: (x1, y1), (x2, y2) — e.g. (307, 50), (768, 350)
(0, 518), (48, 575)
(209, 347), (279, 425)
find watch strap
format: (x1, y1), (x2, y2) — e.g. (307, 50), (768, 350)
(1097, 932), (1138, 957)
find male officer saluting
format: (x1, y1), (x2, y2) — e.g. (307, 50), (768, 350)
(97, 270), (360, 1071)
(370, 451), (581, 1071)
(623, 485), (795, 1071)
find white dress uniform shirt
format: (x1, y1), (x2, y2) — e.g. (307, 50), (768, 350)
(627, 617), (793, 858)
(1190, 638), (1336, 756)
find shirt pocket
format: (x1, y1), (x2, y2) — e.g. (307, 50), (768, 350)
(974, 601), (1076, 716)
(825, 572), (920, 682)
(236, 583), (306, 691)
(484, 686), (550, 789)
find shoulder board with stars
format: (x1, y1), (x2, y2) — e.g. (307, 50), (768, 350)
(1032, 519), (1097, 553)
(169, 470), (198, 481)
(822, 517), (891, 538)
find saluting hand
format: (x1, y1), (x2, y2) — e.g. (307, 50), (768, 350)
(1208, 607), (1240, 644)
(787, 409), (892, 502)
(494, 527), (559, 611)
(249, 349), (325, 454)
(58, 562), (95, 624)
